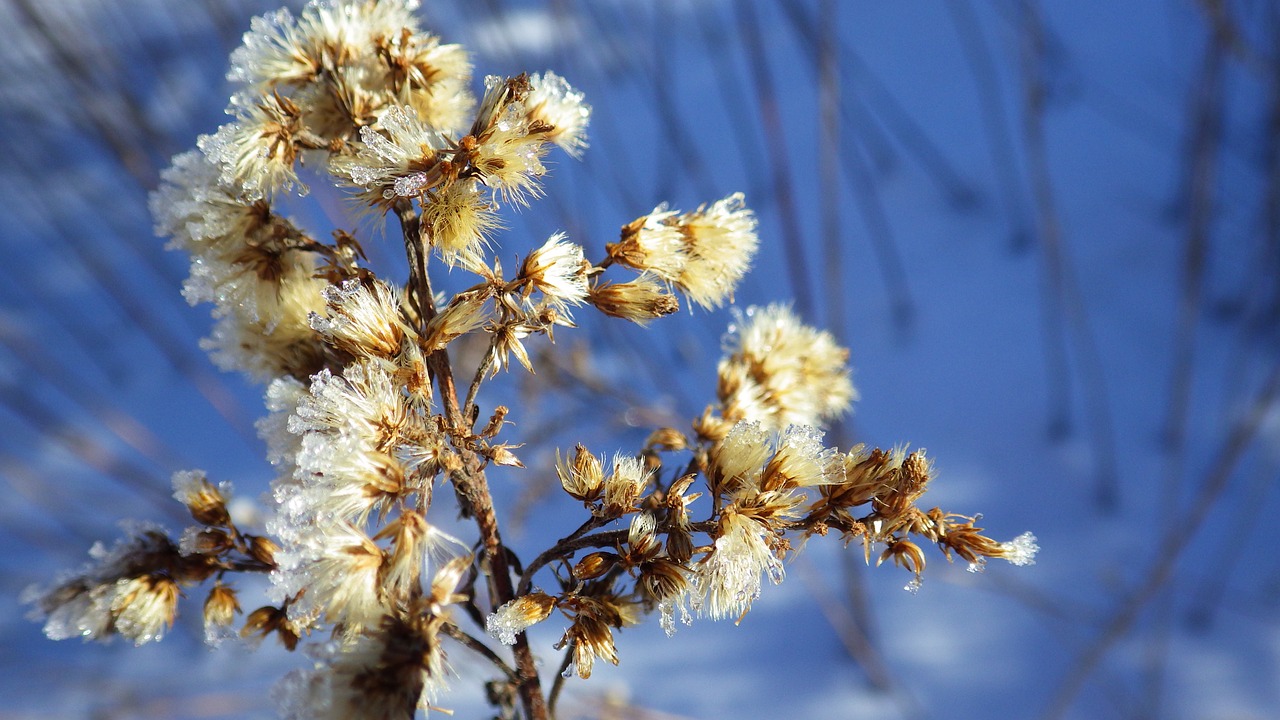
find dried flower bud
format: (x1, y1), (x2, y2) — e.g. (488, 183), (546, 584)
(204, 583), (241, 630)
(523, 71), (591, 157)
(489, 443), (525, 468)
(666, 527), (694, 565)
(423, 291), (490, 351)
(420, 179), (500, 268)
(198, 91), (305, 200)
(821, 445), (904, 512)
(557, 444), (604, 503)
(873, 449), (933, 519)
(667, 193), (759, 309)
(609, 208), (686, 279)
(573, 552), (619, 581)
(718, 304), (856, 432)
(639, 558), (690, 603)
(376, 510), (429, 599)
(246, 535), (278, 568)
(691, 510), (783, 621)
(23, 527), (191, 645)
(644, 427), (688, 452)
(481, 405), (510, 438)
(709, 421), (772, 496)
(627, 512), (662, 561)
(112, 574), (181, 645)
(517, 233), (590, 310)
(758, 425), (832, 492)
(602, 455), (649, 517)
(693, 406), (734, 444)
(331, 105), (448, 206)
(486, 592), (557, 645)
(563, 613), (619, 679)
(610, 193), (759, 309)
(589, 275), (679, 324)
(179, 527), (233, 557)
(428, 555), (473, 613)
(878, 538), (927, 577)
(241, 604), (300, 651)
(171, 470), (231, 527)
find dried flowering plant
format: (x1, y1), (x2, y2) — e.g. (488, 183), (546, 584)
(24, 2), (1037, 718)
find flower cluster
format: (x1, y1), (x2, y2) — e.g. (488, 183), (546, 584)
(25, 472), (278, 647)
(607, 193), (759, 309)
(29, 2), (1036, 719)
(483, 310), (1035, 676)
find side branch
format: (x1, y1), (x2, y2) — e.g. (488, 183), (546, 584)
(441, 622), (519, 682)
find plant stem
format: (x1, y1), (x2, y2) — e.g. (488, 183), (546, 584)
(397, 203), (547, 720)
(457, 454), (548, 720)
(440, 622), (519, 682)
(547, 647), (575, 719)
(517, 516), (613, 596)
(464, 348), (496, 429)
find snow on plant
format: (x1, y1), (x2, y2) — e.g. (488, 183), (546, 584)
(24, 2), (1036, 718)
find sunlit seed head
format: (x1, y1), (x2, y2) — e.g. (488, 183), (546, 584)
(588, 274), (680, 325)
(524, 71), (591, 157)
(519, 232), (590, 310)
(718, 303), (856, 432)
(311, 278), (413, 359)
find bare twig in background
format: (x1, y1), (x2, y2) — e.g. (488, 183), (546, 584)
(789, 0), (916, 335)
(1017, 0), (1119, 509)
(0, 375), (185, 524)
(1145, 18), (1228, 716)
(1016, 0), (1073, 443)
(1197, 0), (1267, 74)
(735, 0), (815, 320)
(6, 171), (258, 449)
(0, 450), (101, 550)
(643, 0), (717, 202)
(798, 556), (928, 720)
(1220, 6), (1280, 433)
(1160, 21), (1225, 486)
(946, 0), (1033, 251)
(1183, 468), (1276, 630)
(817, 0), (844, 341)
(688, 0), (792, 203)
(0, 316), (189, 472)
(1041, 364), (1280, 720)
(9, 0), (168, 188)
(773, 0), (980, 211)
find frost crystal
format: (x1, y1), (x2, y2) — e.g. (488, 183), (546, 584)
(485, 593), (555, 645)
(1002, 532), (1039, 566)
(485, 609), (521, 646)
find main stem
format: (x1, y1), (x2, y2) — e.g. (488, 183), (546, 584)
(397, 205), (549, 720)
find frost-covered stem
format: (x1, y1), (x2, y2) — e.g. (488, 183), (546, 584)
(516, 515), (613, 596)
(440, 622), (519, 682)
